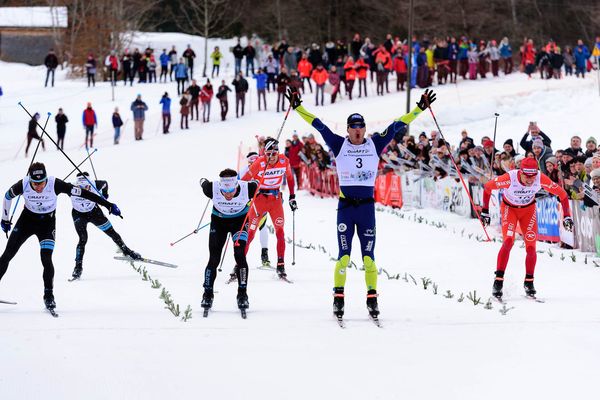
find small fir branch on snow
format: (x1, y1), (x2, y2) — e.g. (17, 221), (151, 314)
(142, 268), (149, 281)
(585, 255), (588, 264)
(457, 293), (465, 302)
(484, 298), (493, 310)
(402, 273), (409, 282)
(468, 233), (473, 239)
(593, 260), (600, 268)
(570, 252), (576, 262)
(151, 279), (161, 289)
(409, 274), (417, 285)
(548, 248), (554, 257)
(166, 303), (180, 317)
(560, 253), (565, 261)
(466, 291), (482, 305)
(181, 305), (193, 322)
(421, 277), (432, 290)
(499, 304), (515, 315)
(461, 229), (465, 237)
(444, 290), (454, 299)
(432, 283), (438, 295)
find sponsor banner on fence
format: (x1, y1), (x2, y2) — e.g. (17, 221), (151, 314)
(571, 201), (596, 252)
(536, 196), (560, 242)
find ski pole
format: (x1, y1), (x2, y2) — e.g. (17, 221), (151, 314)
(218, 233), (231, 272)
(292, 210), (296, 266)
(8, 112), (51, 232)
(18, 103), (111, 206)
(488, 113), (500, 179)
(170, 198), (211, 246)
(234, 94), (295, 247)
(63, 149), (98, 180)
(424, 97), (492, 242)
(87, 147), (98, 180)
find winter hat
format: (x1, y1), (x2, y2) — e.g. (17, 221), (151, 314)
(532, 138), (544, 149)
(483, 139), (494, 148)
(347, 113), (366, 127)
(246, 152), (258, 163)
(514, 154), (525, 166)
(503, 139), (514, 147)
(28, 162), (47, 183)
(591, 168), (600, 179)
(520, 157), (539, 176)
(545, 156), (558, 165)
(585, 157), (593, 168)
(587, 136), (597, 145)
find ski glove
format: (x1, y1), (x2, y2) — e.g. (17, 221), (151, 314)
(285, 88), (302, 109)
(109, 203), (122, 217)
(563, 216), (574, 232)
(480, 208), (490, 227)
(289, 194), (298, 211)
(1, 219), (11, 234)
(416, 89), (437, 110)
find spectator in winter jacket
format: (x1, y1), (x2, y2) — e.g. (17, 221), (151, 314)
(121, 49), (134, 86)
(447, 37), (459, 83)
(574, 40), (590, 78)
(499, 37), (513, 74)
(216, 80), (231, 121)
(532, 138), (552, 174)
(174, 58), (188, 95)
(283, 47), (298, 75)
(308, 43), (323, 69)
(112, 107), (123, 144)
(244, 43), (256, 76)
(328, 65), (341, 104)
(105, 50), (119, 85)
(417, 47), (430, 87)
(200, 80), (213, 122)
(188, 79), (201, 121)
(147, 54), (157, 83)
(276, 67), (290, 112)
(182, 44), (196, 79)
(179, 90), (191, 129)
(210, 46), (222, 78)
(82, 102), (97, 149)
(567, 135), (584, 156)
(563, 46), (575, 76)
(160, 92), (171, 134)
(231, 72), (249, 118)
(343, 57), (356, 100)
(373, 44), (392, 93)
(263, 54), (278, 92)
(520, 122), (551, 153)
(503, 139), (517, 157)
(253, 68), (268, 111)
(130, 94), (148, 140)
(297, 54), (313, 94)
(350, 33), (362, 61)
(550, 48), (564, 79)
(457, 38), (469, 79)
(585, 137), (597, 158)
(288, 70), (302, 94)
(168, 46), (177, 81)
(55, 108), (68, 150)
(232, 39), (244, 75)
(310, 64), (328, 106)
(467, 44), (478, 80)
(523, 40), (536, 77)
(288, 133), (305, 188)
(488, 41), (501, 77)
(85, 54), (97, 87)
(355, 56), (369, 97)
(159, 49), (170, 83)
(433, 40), (449, 84)
(44, 48), (59, 87)
(392, 49), (407, 91)
(25, 112), (44, 156)
(478, 43), (489, 78)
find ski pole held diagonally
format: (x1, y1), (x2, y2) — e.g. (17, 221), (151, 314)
(170, 198), (211, 247)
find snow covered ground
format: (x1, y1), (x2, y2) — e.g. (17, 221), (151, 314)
(1, 32), (600, 399)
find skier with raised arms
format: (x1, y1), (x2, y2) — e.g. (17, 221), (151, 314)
(480, 157), (573, 301)
(286, 86), (436, 323)
(70, 171), (141, 280)
(0, 163), (122, 314)
(199, 169), (259, 317)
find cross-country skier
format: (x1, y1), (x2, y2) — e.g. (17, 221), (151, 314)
(480, 157), (573, 300)
(70, 171), (140, 280)
(241, 138), (297, 278)
(199, 169), (259, 315)
(0, 163), (122, 311)
(286, 86), (436, 320)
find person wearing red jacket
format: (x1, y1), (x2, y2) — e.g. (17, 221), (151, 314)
(392, 48), (407, 91)
(328, 65), (341, 103)
(200, 79), (214, 123)
(297, 54), (313, 94)
(287, 133), (304, 188)
(241, 138), (297, 278)
(310, 63), (328, 106)
(354, 56), (369, 97)
(373, 45), (392, 95)
(522, 39), (536, 77)
(343, 57), (357, 100)
(82, 102), (97, 150)
(480, 158), (574, 300)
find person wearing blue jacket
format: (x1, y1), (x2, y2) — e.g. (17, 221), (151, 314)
(159, 49), (170, 83)
(160, 92), (171, 134)
(574, 39), (590, 78)
(174, 58), (188, 95)
(253, 68), (268, 111)
(130, 94), (148, 140)
(499, 37), (513, 74)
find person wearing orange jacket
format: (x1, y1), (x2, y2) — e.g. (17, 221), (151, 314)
(355, 56), (369, 97)
(392, 48), (407, 91)
(373, 45), (392, 95)
(297, 54), (313, 94)
(310, 63), (328, 106)
(343, 57), (357, 100)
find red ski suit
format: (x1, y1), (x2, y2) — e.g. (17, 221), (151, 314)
(242, 154), (295, 259)
(483, 170), (570, 276)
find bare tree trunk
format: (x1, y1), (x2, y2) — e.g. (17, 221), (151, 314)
(203, 0), (208, 78)
(509, 0), (518, 33)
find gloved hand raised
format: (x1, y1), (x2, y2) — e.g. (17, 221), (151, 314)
(285, 88), (302, 109)
(417, 89), (437, 110)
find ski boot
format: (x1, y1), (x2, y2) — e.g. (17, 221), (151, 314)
(524, 274), (536, 297)
(201, 289), (214, 317)
(44, 289), (56, 310)
(276, 257), (287, 278)
(237, 288), (249, 318)
(71, 263), (83, 280)
(366, 289), (379, 318)
(333, 287), (345, 318)
(261, 248), (270, 267)
(492, 270), (504, 299)
(121, 245), (142, 261)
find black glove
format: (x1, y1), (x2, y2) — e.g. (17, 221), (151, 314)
(563, 216), (574, 232)
(285, 88), (302, 109)
(289, 194), (298, 211)
(480, 208), (490, 227)
(417, 89), (436, 110)
(1, 219), (11, 234)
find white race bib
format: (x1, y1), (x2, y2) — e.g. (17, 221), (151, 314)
(212, 181), (250, 216)
(336, 137), (379, 187)
(502, 169), (541, 206)
(23, 176), (57, 214)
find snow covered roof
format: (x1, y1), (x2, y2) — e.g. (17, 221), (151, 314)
(0, 7), (68, 28)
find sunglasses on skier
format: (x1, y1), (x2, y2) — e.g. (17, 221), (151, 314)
(348, 123), (365, 129)
(265, 150), (278, 157)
